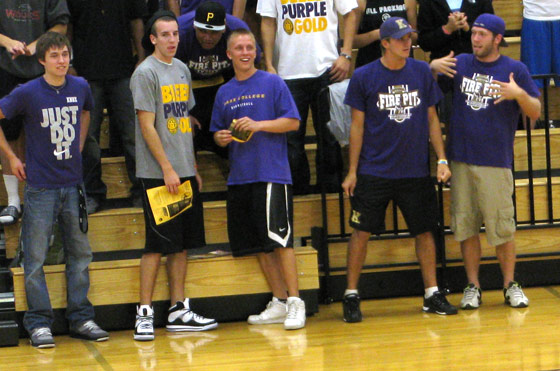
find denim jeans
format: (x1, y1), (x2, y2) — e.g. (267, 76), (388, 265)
(22, 185), (94, 333)
(82, 78), (140, 200)
(285, 72), (340, 194)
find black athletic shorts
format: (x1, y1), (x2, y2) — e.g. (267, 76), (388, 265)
(140, 176), (205, 255)
(349, 174), (438, 236)
(0, 68), (34, 141)
(227, 182), (293, 257)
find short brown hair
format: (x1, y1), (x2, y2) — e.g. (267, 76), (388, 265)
(36, 32), (71, 62)
(226, 28), (256, 50)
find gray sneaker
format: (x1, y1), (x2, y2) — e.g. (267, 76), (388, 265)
(30, 327), (55, 348)
(70, 320), (109, 341)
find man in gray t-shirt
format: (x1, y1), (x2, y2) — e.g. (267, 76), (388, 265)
(129, 11), (217, 342)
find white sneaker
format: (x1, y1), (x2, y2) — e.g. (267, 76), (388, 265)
(460, 283), (482, 310)
(134, 305), (155, 341)
(248, 297), (287, 325)
(504, 281), (529, 308)
(284, 297), (306, 330)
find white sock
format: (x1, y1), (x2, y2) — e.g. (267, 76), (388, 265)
(425, 286), (439, 299)
(4, 175), (20, 210)
(344, 289), (359, 297)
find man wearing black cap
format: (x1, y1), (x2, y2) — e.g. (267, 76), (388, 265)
(431, 14), (541, 311)
(176, 1), (260, 156)
(131, 10), (217, 341)
(342, 16), (456, 322)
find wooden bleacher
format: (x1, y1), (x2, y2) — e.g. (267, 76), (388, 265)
(10, 246), (319, 312)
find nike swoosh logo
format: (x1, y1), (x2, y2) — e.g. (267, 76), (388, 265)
(53, 148), (69, 156)
(279, 227), (286, 232)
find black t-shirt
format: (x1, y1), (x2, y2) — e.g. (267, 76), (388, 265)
(356, 0), (408, 68)
(68, 0), (148, 80)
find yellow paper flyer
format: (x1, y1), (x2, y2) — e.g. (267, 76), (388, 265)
(146, 180), (193, 225)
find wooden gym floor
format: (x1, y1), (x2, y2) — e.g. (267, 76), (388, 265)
(2, 285), (560, 370)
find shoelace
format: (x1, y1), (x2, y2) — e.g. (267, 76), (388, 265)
(345, 296), (360, 311)
(81, 320), (100, 331)
(508, 286), (525, 300)
(463, 287), (479, 302)
(286, 302), (299, 319)
(136, 316), (153, 330)
(182, 310), (211, 323)
(34, 328), (52, 338)
(430, 293), (448, 307)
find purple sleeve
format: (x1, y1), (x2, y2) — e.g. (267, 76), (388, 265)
(344, 71), (366, 112)
(515, 62), (541, 99)
(0, 85), (26, 120)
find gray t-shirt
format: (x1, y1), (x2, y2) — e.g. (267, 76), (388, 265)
(0, 0), (70, 78)
(131, 55), (196, 179)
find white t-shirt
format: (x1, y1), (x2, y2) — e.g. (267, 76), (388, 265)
(258, 0), (357, 79)
(523, 0), (560, 20)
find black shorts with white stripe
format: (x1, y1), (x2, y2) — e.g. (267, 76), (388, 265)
(227, 182), (294, 257)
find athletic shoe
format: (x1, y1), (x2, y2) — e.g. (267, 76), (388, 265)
(248, 297), (287, 325)
(284, 297), (306, 330)
(460, 283), (482, 310)
(166, 298), (218, 332)
(0, 205), (20, 225)
(69, 320), (109, 341)
(342, 294), (362, 323)
(504, 281), (529, 308)
(422, 291), (458, 315)
(134, 305), (155, 341)
(30, 327), (55, 348)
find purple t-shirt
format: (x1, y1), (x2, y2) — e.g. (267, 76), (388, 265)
(447, 54), (540, 169)
(0, 75), (93, 188)
(210, 70), (300, 185)
(177, 12), (260, 81)
(344, 58), (443, 179)
(181, 0), (234, 15)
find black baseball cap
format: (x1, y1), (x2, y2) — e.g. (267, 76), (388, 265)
(142, 10), (178, 53)
(194, 1), (226, 31)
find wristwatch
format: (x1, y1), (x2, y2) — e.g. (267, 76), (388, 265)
(340, 52), (352, 61)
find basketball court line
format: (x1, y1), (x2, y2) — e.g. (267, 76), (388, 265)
(83, 341), (113, 370)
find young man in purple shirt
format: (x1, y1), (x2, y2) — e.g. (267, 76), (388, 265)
(0, 32), (108, 348)
(342, 17), (457, 322)
(212, 29), (307, 330)
(431, 14), (541, 310)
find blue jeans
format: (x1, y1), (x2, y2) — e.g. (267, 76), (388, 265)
(82, 78), (140, 200)
(22, 185), (94, 333)
(285, 72), (340, 194)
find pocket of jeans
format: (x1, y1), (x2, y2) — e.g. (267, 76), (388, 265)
(450, 211), (464, 233)
(26, 186), (47, 195)
(496, 206), (515, 237)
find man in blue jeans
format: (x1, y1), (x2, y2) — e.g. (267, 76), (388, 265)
(0, 32), (108, 348)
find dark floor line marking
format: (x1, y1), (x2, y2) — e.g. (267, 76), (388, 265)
(83, 340), (113, 371)
(544, 286), (560, 300)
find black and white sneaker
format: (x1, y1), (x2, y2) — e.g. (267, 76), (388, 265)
(422, 291), (458, 315)
(342, 294), (362, 323)
(134, 305), (155, 341)
(166, 299), (218, 332)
